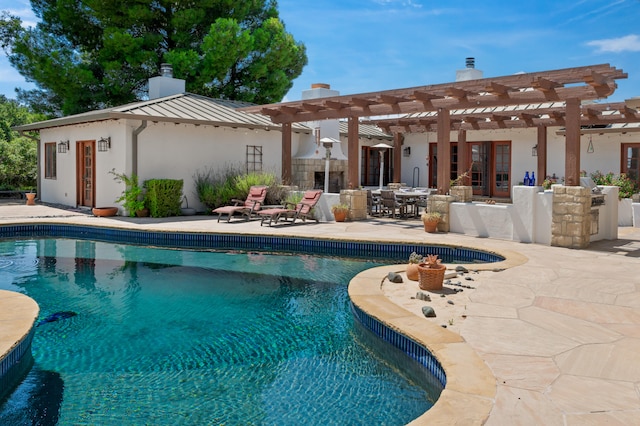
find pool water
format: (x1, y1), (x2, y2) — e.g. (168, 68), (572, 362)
(0, 239), (441, 425)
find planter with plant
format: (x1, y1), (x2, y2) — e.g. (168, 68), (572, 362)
(406, 251), (424, 281)
(331, 203), (350, 222)
(417, 254), (446, 291)
(25, 188), (36, 206)
(421, 211), (441, 233)
(449, 167), (473, 202)
(110, 169), (147, 217)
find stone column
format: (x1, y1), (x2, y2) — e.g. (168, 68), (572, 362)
(340, 189), (367, 220)
(427, 194), (455, 232)
(551, 185), (591, 249)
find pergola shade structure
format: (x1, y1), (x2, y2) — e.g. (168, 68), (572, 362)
(240, 64), (636, 192)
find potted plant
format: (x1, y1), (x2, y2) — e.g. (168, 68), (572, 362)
(417, 254), (446, 291)
(25, 187), (37, 206)
(421, 211), (441, 233)
(331, 203), (350, 222)
(110, 169), (147, 217)
(406, 251), (423, 281)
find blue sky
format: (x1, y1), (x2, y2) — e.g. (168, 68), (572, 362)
(1, 0), (638, 104)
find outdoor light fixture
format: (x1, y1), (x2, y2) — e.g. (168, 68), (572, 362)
(58, 140), (69, 153)
(97, 137), (111, 152)
(531, 144), (538, 157)
(587, 135), (594, 153)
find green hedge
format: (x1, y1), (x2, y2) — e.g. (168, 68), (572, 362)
(145, 179), (183, 217)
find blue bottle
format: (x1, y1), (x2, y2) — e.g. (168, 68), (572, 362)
(523, 171), (530, 186)
(530, 172), (536, 186)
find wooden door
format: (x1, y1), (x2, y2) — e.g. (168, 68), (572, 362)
(467, 141), (511, 198)
(76, 140), (96, 207)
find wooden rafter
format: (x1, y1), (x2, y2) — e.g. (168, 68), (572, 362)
(240, 64), (628, 126)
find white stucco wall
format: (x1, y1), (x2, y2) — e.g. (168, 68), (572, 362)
(40, 119), (306, 213)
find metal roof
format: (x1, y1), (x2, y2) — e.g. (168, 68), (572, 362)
(13, 93), (311, 133)
(339, 121), (392, 139)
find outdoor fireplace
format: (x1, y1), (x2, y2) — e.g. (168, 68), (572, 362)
(314, 171), (344, 193)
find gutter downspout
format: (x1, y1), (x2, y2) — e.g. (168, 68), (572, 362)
(132, 120), (147, 176)
(19, 131), (41, 198)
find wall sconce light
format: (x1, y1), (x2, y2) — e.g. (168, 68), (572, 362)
(403, 146), (411, 157)
(97, 137), (111, 152)
(58, 140), (69, 153)
(531, 144), (538, 157)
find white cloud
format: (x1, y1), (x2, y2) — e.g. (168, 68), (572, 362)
(586, 34), (640, 53)
(371, 0), (423, 8)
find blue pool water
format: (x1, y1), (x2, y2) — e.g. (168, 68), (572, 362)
(0, 239), (442, 425)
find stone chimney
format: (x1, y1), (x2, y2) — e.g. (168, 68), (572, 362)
(148, 63), (186, 99)
(455, 57), (483, 82)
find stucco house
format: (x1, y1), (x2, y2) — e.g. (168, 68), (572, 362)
(14, 62), (640, 229)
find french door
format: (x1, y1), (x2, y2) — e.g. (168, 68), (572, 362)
(76, 140), (96, 207)
(361, 146), (391, 186)
(469, 141), (511, 198)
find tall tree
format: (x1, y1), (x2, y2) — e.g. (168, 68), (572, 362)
(0, 0), (307, 116)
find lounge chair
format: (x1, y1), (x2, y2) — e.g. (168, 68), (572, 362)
(258, 190), (323, 226)
(212, 186), (267, 222)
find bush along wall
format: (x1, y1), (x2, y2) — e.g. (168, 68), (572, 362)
(145, 179), (183, 217)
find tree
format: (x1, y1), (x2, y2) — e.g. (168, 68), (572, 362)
(0, 96), (43, 189)
(0, 0), (307, 116)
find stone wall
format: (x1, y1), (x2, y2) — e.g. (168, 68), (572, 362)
(551, 186), (591, 249)
(292, 158), (349, 191)
(427, 195), (455, 232)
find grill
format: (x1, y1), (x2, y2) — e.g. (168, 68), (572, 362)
(580, 177), (606, 207)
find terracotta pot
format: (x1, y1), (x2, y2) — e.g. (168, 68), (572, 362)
(25, 193), (36, 206)
(417, 263), (446, 291)
(406, 263), (420, 281)
(92, 207), (118, 217)
(135, 208), (150, 217)
(423, 219), (438, 233)
(333, 210), (348, 222)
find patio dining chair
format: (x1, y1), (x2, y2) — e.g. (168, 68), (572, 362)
(367, 190), (381, 216)
(212, 186), (267, 222)
(258, 190), (323, 226)
(380, 190), (408, 218)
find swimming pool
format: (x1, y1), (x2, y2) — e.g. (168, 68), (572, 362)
(0, 238), (443, 425)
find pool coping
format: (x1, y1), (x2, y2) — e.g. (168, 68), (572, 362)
(0, 221), (525, 424)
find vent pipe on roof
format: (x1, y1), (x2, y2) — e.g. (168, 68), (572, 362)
(456, 58), (483, 81)
(148, 63), (185, 99)
(160, 63), (173, 78)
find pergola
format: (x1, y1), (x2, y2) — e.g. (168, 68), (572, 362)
(240, 64), (637, 193)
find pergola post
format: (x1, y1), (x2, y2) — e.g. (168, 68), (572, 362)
(457, 129), (468, 179)
(565, 98), (581, 186)
(393, 132), (402, 183)
(437, 108), (451, 194)
(537, 126), (547, 184)
(347, 117), (359, 189)
(281, 123), (292, 185)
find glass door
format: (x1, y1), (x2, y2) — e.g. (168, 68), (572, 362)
(622, 143), (640, 188)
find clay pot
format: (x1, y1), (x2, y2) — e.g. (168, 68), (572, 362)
(333, 210), (348, 222)
(92, 207), (118, 217)
(423, 219), (438, 233)
(406, 263), (420, 281)
(417, 263), (446, 291)
(25, 193), (36, 206)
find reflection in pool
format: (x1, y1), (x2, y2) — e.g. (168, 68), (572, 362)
(0, 239), (442, 425)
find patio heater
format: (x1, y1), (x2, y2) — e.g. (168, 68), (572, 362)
(320, 137), (339, 193)
(372, 143), (394, 190)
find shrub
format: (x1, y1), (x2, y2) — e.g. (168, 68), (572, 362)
(590, 171), (638, 200)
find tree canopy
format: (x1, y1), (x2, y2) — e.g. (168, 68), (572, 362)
(0, 0), (307, 116)
(0, 95), (44, 189)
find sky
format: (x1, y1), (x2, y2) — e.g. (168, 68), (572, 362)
(0, 0), (638, 104)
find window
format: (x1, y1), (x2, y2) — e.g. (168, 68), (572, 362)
(622, 143), (640, 188)
(246, 145), (263, 173)
(44, 142), (56, 179)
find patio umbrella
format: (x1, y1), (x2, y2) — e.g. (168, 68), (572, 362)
(372, 143), (394, 190)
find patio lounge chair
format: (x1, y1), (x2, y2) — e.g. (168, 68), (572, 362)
(258, 190), (323, 226)
(212, 186), (267, 222)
